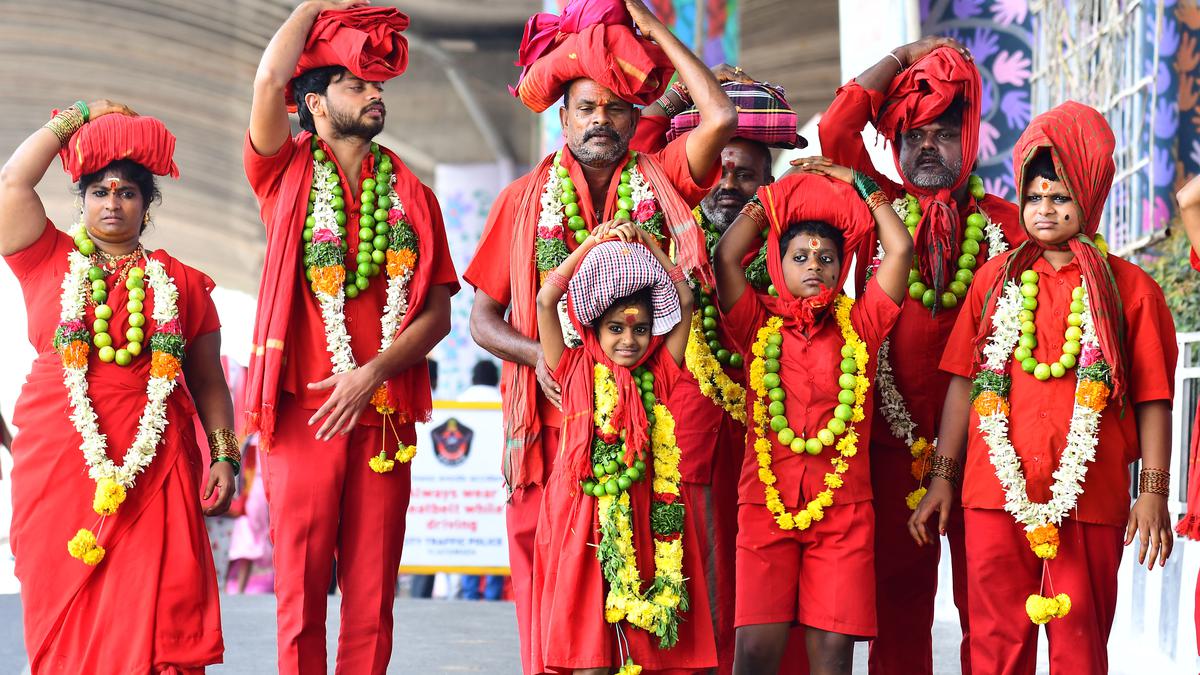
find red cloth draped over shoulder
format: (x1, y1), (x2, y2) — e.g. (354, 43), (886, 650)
(756, 172), (873, 329)
(874, 47), (980, 297)
(284, 6), (410, 111)
(5, 224), (223, 671)
(1178, 246), (1200, 538)
(971, 101), (1128, 402)
(244, 132), (439, 445)
(58, 112), (179, 181)
(512, 0), (672, 112)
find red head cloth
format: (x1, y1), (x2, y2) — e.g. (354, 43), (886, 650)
(513, 0), (673, 112)
(756, 173), (874, 330)
(59, 113), (179, 182)
(285, 6), (410, 112)
(874, 46), (981, 299)
(568, 239), (681, 335)
(972, 101), (1127, 401)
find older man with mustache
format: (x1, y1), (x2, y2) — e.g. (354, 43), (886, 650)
(817, 36), (1027, 675)
(465, 0), (735, 671)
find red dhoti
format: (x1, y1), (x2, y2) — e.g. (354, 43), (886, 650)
(507, 425), (560, 674)
(963, 508), (1122, 675)
(265, 395), (415, 675)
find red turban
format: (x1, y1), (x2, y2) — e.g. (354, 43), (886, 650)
(973, 102), (1127, 401)
(874, 47), (981, 301)
(285, 6), (410, 112)
(756, 173), (874, 329)
(59, 113), (179, 182)
(513, 0), (673, 112)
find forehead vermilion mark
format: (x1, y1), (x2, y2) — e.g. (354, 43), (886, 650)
(1040, 179), (1052, 192)
(623, 307), (640, 325)
(808, 237), (822, 251)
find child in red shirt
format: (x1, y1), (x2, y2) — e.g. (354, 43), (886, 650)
(714, 163), (912, 674)
(530, 222), (715, 674)
(912, 101), (1178, 674)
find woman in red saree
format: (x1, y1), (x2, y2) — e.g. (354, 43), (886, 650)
(0, 101), (234, 673)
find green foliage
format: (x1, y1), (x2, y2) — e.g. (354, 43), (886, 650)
(1138, 226), (1200, 332)
(649, 501), (685, 535)
(535, 238), (570, 273)
(970, 369), (1011, 401)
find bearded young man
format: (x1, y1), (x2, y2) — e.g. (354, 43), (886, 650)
(465, 0), (735, 671)
(817, 36), (1026, 675)
(243, 3), (459, 673)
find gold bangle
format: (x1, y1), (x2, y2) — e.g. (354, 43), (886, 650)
(1139, 468), (1170, 496)
(865, 190), (890, 212)
(44, 106), (85, 145)
(207, 428), (241, 462)
(929, 454), (961, 488)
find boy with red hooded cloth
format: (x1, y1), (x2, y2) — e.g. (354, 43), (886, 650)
(244, 3), (459, 673)
(531, 221), (712, 673)
(1, 104), (234, 672)
(466, 1), (734, 670)
(912, 101), (1177, 673)
(817, 37), (1028, 674)
(714, 161), (913, 674)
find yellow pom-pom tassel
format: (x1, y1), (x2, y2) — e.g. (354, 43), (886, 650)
(369, 451), (395, 473)
(92, 478), (127, 516)
(67, 528), (106, 566)
(394, 444), (417, 463)
(906, 487), (927, 511)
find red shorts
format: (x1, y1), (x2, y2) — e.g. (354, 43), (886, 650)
(734, 501), (876, 637)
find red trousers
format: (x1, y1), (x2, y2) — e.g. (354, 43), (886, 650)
(964, 508), (1122, 675)
(265, 396), (415, 675)
(869, 449), (970, 675)
(507, 426), (560, 675)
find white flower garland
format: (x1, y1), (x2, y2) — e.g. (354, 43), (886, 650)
(311, 158), (415, 374)
(60, 239), (181, 488)
(977, 281), (1103, 528)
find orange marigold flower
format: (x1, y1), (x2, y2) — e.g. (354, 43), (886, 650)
(310, 266), (345, 296)
(386, 248), (416, 277)
(910, 455), (930, 481)
(1025, 524), (1060, 560)
(371, 384), (396, 414)
(62, 341), (89, 369)
(150, 352), (182, 380)
(973, 391), (1009, 417)
(1075, 380), (1110, 412)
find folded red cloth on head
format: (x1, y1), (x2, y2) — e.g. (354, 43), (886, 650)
(59, 113), (179, 182)
(286, 6), (410, 112)
(514, 14), (672, 112)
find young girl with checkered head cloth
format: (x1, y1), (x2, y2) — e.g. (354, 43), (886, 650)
(712, 161), (913, 673)
(529, 222), (719, 673)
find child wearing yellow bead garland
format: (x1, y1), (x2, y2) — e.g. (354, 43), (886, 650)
(530, 221), (715, 674)
(911, 102), (1178, 674)
(713, 163), (912, 674)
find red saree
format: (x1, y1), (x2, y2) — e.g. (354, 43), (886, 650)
(5, 223), (224, 673)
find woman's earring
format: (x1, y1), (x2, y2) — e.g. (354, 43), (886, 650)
(143, 211), (152, 227)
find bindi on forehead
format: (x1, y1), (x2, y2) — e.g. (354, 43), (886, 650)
(622, 307), (640, 325)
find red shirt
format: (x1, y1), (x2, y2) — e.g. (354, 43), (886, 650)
(941, 254), (1177, 526)
(819, 79), (1028, 459)
(243, 134), (460, 422)
(464, 133), (720, 428)
(723, 280), (902, 508)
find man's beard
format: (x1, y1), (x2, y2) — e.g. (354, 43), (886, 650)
(569, 126), (633, 167)
(904, 151), (962, 190)
(328, 104), (385, 140)
(699, 188), (749, 231)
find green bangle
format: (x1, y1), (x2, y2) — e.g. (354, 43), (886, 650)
(851, 170), (880, 201)
(74, 100), (89, 123)
(212, 456), (241, 476)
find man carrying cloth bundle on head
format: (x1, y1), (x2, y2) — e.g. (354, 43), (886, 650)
(244, 3), (459, 673)
(817, 37), (1027, 675)
(633, 67), (808, 675)
(911, 101), (1177, 675)
(466, 0), (735, 671)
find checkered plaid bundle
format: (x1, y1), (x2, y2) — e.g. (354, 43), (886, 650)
(568, 240), (680, 335)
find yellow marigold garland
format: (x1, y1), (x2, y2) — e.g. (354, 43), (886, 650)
(684, 312), (747, 423)
(750, 297), (869, 531)
(592, 364), (688, 650)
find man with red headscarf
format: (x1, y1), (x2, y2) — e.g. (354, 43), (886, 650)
(817, 37), (1027, 674)
(466, 0), (735, 671)
(244, 2), (459, 673)
(913, 101), (1177, 674)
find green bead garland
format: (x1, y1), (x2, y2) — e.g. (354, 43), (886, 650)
(1012, 270), (1085, 380)
(762, 334), (857, 456)
(556, 150), (638, 245)
(72, 237), (147, 367)
(696, 290), (743, 369)
(580, 367), (655, 497)
(301, 138), (394, 298)
(904, 174), (988, 309)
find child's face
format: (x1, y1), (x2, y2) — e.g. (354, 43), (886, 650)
(1023, 176), (1083, 246)
(782, 234), (841, 298)
(597, 302), (653, 367)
